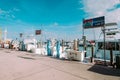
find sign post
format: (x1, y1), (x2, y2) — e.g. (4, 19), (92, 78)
(103, 25), (106, 65)
(83, 16), (105, 64)
(35, 30), (42, 48)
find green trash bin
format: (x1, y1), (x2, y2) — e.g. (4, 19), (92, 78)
(116, 54), (120, 69)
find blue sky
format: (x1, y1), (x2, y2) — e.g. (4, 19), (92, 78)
(0, 0), (120, 40)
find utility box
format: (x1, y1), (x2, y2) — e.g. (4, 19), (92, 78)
(66, 50), (85, 61)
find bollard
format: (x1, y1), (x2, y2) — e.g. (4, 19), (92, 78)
(47, 40), (51, 56)
(84, 46), (87, 57)
(110, 49), (113, 66)
(91, 46), (94, 63)
(56, 41), (60, 58)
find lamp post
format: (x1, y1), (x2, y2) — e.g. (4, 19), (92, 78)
(102, 25), (106, 66)
(101, 16), (106, 66)
(118, 41), (120, 69)
(4, 28), (7, 41)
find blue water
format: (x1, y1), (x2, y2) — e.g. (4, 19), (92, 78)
(79, 46), (94, 58)
(79, 46), (120, 60)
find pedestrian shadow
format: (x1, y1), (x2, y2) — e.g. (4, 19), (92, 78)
(88, 64), (120, 77)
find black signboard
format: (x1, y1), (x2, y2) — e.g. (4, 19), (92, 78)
(93, 16), (105, 27)
(83, 16), (105, 29)
(35, 30), (41, 35)
(83, 19), (93, 29)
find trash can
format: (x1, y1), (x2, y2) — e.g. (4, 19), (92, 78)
(116, 54), (120, 69)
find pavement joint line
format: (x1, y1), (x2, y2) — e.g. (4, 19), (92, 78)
(13, 67), (52, 80)
(53, 67), (89, 80)
(35, 62), (89, 80)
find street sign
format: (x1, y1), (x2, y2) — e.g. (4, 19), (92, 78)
(83, 16), (105, 29)
(105, 23), (117, 26)
(35, 30), (41, 35)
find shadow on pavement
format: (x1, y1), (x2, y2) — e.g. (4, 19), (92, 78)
(88, 64), (120, 77)
(18, 56), (36, 60)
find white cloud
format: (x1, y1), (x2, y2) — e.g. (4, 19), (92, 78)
(0, 8), (19, 20)
(80, 0), (120, 40)
(0, 8), (8, 15)
(78, 7), (84, 10)
(11, 15), (15, 18)
(0, 9), (9, 19)
(13, 8), (20, 12)
(0, 9), (5, 14)
(82, 0), (120, 24)
(53, 22), (59, 26)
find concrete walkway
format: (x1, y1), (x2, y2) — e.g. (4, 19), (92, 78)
(0, 48), (120, 80)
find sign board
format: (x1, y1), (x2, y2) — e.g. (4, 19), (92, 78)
(83, 19), (93, 28)
(20, 33), (23, 38)
(106, 32), (116, 35)
(83, 16), (105, 29)
(105, 23), (117, 26)
(35, 30), (41, 35)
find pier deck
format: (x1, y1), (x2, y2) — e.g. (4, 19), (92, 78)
(0, 48), (120, 80)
